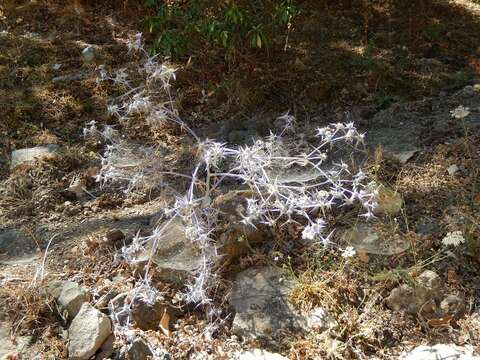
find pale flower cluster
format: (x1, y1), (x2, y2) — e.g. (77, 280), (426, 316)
(450, 105), (470, 119)
(441, 231), (465, 247)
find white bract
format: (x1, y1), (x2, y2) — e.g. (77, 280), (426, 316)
(450, 105), (470, 119)
(441, 231), (465, 247)
(86, 34), (377, 339)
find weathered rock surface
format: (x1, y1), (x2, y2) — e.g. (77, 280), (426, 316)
(231, 266), (308, 338)
(82, 45), (96, 63)
(340, 223), (410, 255)
(109, 292), (165, 331)
(307, 307), (337, 331)
(400, 344), (480, 360)
(133, 219), (205, 284)
(95, 334), (115, 360)
(68, 303), (112, 360)
(47, 280), (90, 318)
(235, 349), (289, 360)
(213, 191), (270, 260)
(0, 323), (31, 359)
(120, 337), (155, 360)
(10, 145), (58, 168)
(0, 229), (37, 257)
(385, 270), (451, 318)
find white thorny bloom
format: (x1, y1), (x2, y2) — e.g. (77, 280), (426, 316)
(450, 105), (470, 119)
(302, 218), (326, 241)
(441, 230), (465, 247)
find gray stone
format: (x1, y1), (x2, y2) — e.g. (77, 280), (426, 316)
(447, 164), (459, 176)
(340, 223), (410, 255)
(400, 344), (480, 360)
(133, 219), (206, 284)
(387, 148), (419, 164)
(10, 145), (58, 168)
(82, 46), (96, 63)
(47, 280), (90, 318)
(95, 334), (115, 360)
(385, 284), (417, 314)
(109, 292), (165, 331)
(235, 349), (289, 360)
(440, 294), (465, 319)
(0, 323), (32, 359)
(417, 270), (442, 294)
(213, 191), (271, 260)
(123, 337), (154, 360)
(415, 218), (438, 236)
(0, 229), (37, 257)
(385, 270), (443, 317)
(306, 307), (337, 331)
(68, 303), (112, 360)
(231, 266), (308, 339)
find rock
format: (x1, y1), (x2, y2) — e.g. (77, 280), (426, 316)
(0, 323), (32, 359)
(52, 73), (87, 83)
(385, 270), (443, 317)
(119, 337), (159, 360)
(95, 334), (115, 360)
(68, 303), (112, 360)
(235, 349), (289, 360)
(213, 191), (270, 260)
(109, 292), (165, 331)
(307, 307), (337, 331)
(82, 46), (96, 63)
(373, 185), (403, 216)
(132, 219), (208, 284)
(416, 270), (441, 296)
(415, 217), (438, 236)
(104, 229), (125, 246)
(440, 294), (465, 319)
(94, 288), (120, 311)
(400, 344), (480, 360)
(385, 284), (417, 314)
(340, 223), (410, 255)
(131, 296), (165, 331)
(0, 229), (37, 257)
(387, 148), (419, 164)
(10, 145), (58, 169)
(47, 280), (90, 318)
(447, 164), (459, 176)
(231, 266), (308, 339)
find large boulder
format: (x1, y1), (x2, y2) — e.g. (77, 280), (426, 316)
(47, 280), (90, 318)
(68, 303), (112, 360)
(230, 266), (309, 339)
(400, 344), (480, 360)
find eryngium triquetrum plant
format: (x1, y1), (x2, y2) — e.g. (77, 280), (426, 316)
(88, 33), (377, 335)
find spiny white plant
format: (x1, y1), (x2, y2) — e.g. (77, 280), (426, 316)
(89, 33), (377, 338)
